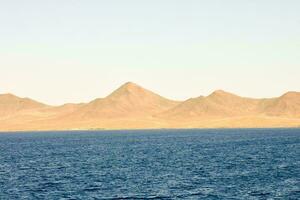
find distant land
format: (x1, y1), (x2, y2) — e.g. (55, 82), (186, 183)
(0, 82), (300, 131)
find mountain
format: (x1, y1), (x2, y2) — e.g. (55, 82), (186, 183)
(258, 91), (300, 117)
(0, 83), (299, 131)
(0, 93), (48, 119)
(158, 90), (259, 119)
(69, 82), (180, 119)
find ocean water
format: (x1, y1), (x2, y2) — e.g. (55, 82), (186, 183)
(0, 129), (299, 199)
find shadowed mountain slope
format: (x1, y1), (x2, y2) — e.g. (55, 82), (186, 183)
(0, 94), (49, 119)
(158, 90), (300, 120)
(68, 82), (180, 119)
(258, 91), (300, 117)
(158, 90), (260, 119)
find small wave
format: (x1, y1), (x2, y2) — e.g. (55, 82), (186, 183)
(83, 187), (102, 192)
(248, 190), (271, 197)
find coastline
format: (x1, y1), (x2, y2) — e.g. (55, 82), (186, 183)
(1, 126), (300, 134)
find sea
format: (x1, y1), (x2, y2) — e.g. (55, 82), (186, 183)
(0, 128), (299, 199)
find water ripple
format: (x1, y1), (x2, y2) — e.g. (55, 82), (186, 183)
(0, 128), (299, 199)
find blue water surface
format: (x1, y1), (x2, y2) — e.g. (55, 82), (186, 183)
(0, 128), (299, 199)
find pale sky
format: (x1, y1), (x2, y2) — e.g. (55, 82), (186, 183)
(0, 0), (299, 105)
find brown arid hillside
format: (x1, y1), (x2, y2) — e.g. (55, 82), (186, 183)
(0, 83), (299, 131)
(157, 90), (260, 119)
(0, 93), (49, 120)
(68, 82), (180, 120)
(257, 92), (300, 117)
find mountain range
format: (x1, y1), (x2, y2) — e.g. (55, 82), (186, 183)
(1, 82), (300, 131)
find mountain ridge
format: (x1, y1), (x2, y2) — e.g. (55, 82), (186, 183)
(0, 82), (299, 131)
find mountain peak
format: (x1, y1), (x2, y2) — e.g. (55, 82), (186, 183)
(208, 90), (237, 98)
(119, 82), (141, 91)
(123, 81), (138, 87)
(0, 93), (48, 119)
(281, 91), (300, 98)
(107, 82), (148, 99)
(0, 93), (47, 105)
(73, 82), (180, 119)
(212, 89), (227, 94)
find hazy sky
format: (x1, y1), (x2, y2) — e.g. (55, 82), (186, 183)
(1, 0), (299, 105)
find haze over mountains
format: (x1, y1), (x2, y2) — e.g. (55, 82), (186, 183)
(0, 82), (300, 131)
